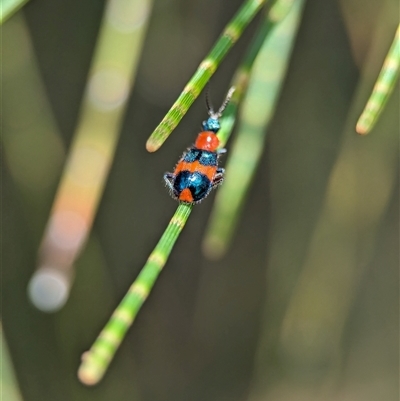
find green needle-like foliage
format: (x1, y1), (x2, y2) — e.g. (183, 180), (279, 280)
(27, 0), (152, 312)
(4, 0), (399, 398)
(1, 326), (23, 401)
(77, 3), (310, 380)
(356, 24), (400, 135)
(78, 204), (193, 384)
(146, 0), (268, 153)
(78, 85), (238, 382)
(0, 0), (28, 24)
(217, 0), (300, 151)
(204, 0), (306, 259)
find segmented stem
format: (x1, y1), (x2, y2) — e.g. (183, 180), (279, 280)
(78, 204), (192, 385)
(204, 0), (306, 259)
(356, 25), (400, 135)
(146, 0), (268, 152)
(1, 0), (29, 24)
(28, 0), (152, 312)
(217, 0), (299, 148)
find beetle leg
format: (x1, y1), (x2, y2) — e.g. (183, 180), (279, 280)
(211, 170), (224, 189)
(164, 173), (179, 199)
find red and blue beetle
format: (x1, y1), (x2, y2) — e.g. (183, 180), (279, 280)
(164, 87), (235, 204)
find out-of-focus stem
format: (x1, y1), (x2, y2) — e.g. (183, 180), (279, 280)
(28, 0), (152, 312)
(356, 25), (400, 135)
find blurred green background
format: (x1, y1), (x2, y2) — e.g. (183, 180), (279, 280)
(2, 0), (399, 400)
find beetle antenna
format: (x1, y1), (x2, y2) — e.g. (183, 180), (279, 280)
(205, 86), (215, 116)
(216, 87), (235, 117)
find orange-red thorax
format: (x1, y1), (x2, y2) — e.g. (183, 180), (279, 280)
(195, 131), (220, 151)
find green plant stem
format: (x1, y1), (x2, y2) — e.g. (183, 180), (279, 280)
(78, 204), (192, 385)
(1, 326), (23, 401)
(28, 0), (152, 312)
(1, 0), (28, 24)
(146, 0), (268, 152)
(356, 24), (400, 135)
(204, 0), (306, 259)
(218, 0), (299, 148)
(78, 98), (232, 383)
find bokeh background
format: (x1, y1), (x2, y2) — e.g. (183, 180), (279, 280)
(2, 0), (399, 400)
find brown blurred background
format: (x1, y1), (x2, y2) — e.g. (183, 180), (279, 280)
(2, 0), (399, 400)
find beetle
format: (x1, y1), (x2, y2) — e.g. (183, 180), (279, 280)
(164, 87), (235, 204)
